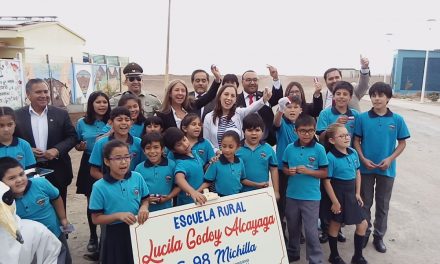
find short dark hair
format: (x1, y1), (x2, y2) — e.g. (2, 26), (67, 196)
(241, 70), (256, 80)
(242, 113), (265, 132)
(333, 81), (354, 97)
(222, 130), (240, 145)
(145, 116), (164, 128)
(141, 132), (164, 149)
(191, 69), (209, 83)
(222, 74), (240, 88)
(103, 140), (129, 160)
(163, 127), (185, 151)
(0, 106), (16, 120)
(323, 68), (342, 81)
(109, 106), (131, 120)
(118, 93), (146, 125)
(25, 78), (47, 93)
(289, 95), (303, 106)
(369, 81), (393, 98)
(85, 91), (111, 125)
(295, 114), (316, 129)
(180, 113), (201, 130)
(0, 157), (23, 181)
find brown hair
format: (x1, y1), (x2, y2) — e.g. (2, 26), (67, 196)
(324, 123), (345, 151)
(285, 81), (306, 107)
(212, 84), (238, 124)
(160, 79), (191, 114)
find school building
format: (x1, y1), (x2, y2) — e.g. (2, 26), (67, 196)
(391, 49), (440, 94)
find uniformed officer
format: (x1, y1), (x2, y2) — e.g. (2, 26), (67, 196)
(109, 62), (161, 117)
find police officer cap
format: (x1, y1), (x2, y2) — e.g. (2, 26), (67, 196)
(123, 62), (143, 76)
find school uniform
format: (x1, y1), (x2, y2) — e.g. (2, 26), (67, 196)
(236, 141), (278, 192)
(15, 177), (72, 264)
(0, 137), (36, 169)
(167, 138), (215, 166)
(76, 118), (106, 195)
(354, 108), (410, 239)
(282, 139), (328, 264)
(135, 157), (176, 211)
(89, 133), (145, 172)
(89, 171), (149, 264)
(327, 147), (365, 225)
(101, 122), (144, 138)
(316, 106), (359, 138)
(174, 151), (205, 205)
(204, 155), (246, 196)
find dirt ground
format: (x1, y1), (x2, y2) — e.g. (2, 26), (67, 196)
(65, 75), (440, 264)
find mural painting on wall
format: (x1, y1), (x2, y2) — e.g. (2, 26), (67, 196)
(0, 59), (25, 109)
(92, 64), (108, 91)
(74, 64), (94, 104)
(106, 66), (121, 97)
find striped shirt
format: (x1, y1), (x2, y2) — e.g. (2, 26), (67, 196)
(217, 116), (237, 147)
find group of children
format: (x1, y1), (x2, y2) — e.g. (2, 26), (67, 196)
(0, 80), (409, 264)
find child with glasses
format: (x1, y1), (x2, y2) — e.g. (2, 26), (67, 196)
(282, 115), (328, 263)
(89, 139), (150, 264)
(89, 107), (145, 180)
(323, 123), (368, 264)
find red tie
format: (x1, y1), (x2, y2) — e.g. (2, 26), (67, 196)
(249, 94), (254, 105)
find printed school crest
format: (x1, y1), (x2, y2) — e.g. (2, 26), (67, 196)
(165, 176), (172, 183)
(36, 198), (46, 206)
(134, 188), (139, 196)
(389, 124), (396, 130)
(260, 152), (267, 158)
(198, 149), (205, 156)
(16, 153), (24, 161)
(307, 156), (316, 169)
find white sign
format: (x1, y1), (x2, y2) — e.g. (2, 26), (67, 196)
(0, 59), (25, 109)
(130, 188), (288, 264)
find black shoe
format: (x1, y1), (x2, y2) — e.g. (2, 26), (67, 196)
(87, 238), (98, 252)
(328, 255), (347, 264)
(83, 251), (100, 261)
(338, 230), (346, 242)
(288, 255), (300, 262)
(319, 232), (329, 243)
(373, 237), (387, 253)
(351, 255), (368, 264)
(300, 232), (305, 244)
(362, 234), (370, 248)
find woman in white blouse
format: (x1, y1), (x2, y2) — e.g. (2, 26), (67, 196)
(203, 84), (272, 150)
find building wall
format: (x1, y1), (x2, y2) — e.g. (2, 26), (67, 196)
(0, 37), (24, 59)
(20, 23), (85, 63)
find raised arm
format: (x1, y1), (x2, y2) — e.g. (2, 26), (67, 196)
(193, 65), (222, 110)
(238, 87), (272, 119)
(267, 65), (283, 107)
(354, 56), (370, 100)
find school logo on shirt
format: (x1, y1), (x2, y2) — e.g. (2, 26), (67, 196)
(134, 188), (139, 196)
(36, 198), (46, 206)
(307, 156), (317, 169)
(16, 153), (24, 161)
(260, 152), (267, 158)
(389, 124), (396, 130)
(198, 149), (205, 156)
(165, 176), (172, 183)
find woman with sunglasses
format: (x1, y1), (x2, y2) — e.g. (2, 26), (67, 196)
(157, 65), (222, 130)
(285, 81), (323, 118)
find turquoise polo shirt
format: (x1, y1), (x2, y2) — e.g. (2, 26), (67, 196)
(275, 116), (298, 169)
(167, 138), (215, 165)
(174, 151), (205, 205)
(134, 157), (176, 212)
(101, 123), (144, 138)
(204, 155), (247, 196)
(317, 106), (359, 137)
(354, 108), (410, 178)
(76, 118), (106, 154)
(282, 140), (328, 201)
(89, 171), (149, 225)
(237, 141), (278, 192)
(15, 178), (61, 237)
(0, 137), (36, 169)
(89, 134), (145, 172)
(327, 147), (360, 180)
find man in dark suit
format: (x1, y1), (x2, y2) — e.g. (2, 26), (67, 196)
(237, 65), (283, 145)
(14, 78), (77, 208)
(188, 69), (216, 121)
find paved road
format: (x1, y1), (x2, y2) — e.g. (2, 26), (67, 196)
(66, 100), (440, 264)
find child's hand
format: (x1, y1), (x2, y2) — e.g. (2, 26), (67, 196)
(377, 157), (392, 171)
(60, 218), (69, 228)
(331, 202), (341, 214)
(147, 195), (161, 204)
(191, 191), (207, 205)
(355, 194), (364, 207)
(336, 115), (349, 124)
(209, 155), (220, 165)
(118, 212), (137, 225)
(362, 158), (377, 170)
(287, 167), (297, 176)
(257, 182), (269, 189)
(137, 207), (149, 225)
(296, 165), (308, 174)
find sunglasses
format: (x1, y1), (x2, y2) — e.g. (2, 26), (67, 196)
(128, 76), (142, 82)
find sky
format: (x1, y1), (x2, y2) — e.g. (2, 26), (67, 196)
(3, 0), (439, 76)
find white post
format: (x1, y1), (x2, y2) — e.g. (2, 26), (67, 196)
(420, 18), (436, 103)
(164, 0), (171, 91)
(384, 33), (393, 84)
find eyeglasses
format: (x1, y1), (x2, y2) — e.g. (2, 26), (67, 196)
(244, 78), (258, 83)
(108, 154), (133, 163)
(128, 76), (142, 82)
(297, 129), (315, 135)
(336, 133), (351, 139)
